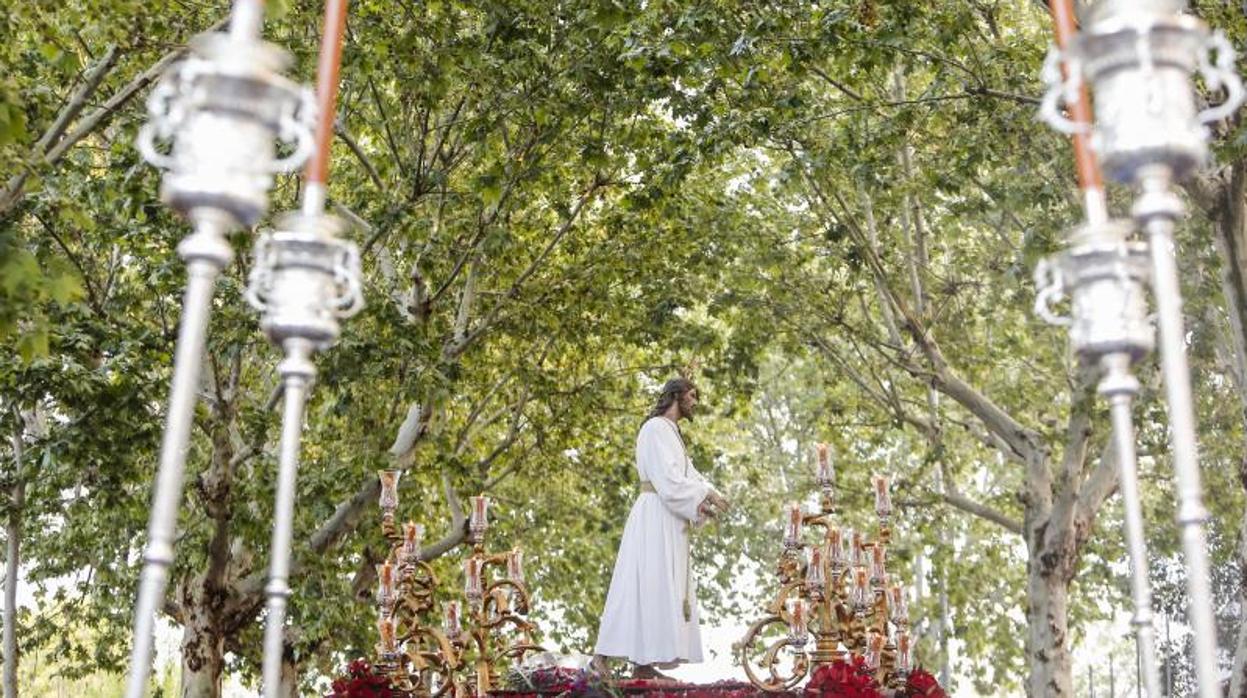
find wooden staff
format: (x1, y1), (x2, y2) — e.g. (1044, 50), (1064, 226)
(302, 0), (350, 214)
(1048, 0), (1108, 223)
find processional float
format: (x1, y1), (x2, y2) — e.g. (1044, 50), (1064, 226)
(373, 474), (544, 697)
(1035, 1), (1242, 696)
(125, 0), (316, 695)
(737, 446), (915, 692)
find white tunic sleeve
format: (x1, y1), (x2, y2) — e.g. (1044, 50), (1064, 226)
(638, 419), (711, 522)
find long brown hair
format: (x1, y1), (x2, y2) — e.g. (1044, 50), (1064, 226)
(646, 378), (696, 421)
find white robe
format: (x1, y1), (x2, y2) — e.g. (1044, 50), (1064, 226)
(594, 416), (717, 666)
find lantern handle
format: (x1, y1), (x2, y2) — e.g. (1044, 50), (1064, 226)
(1197, 32), (1245, 125)
(267, 87), (318, 173)
(1034, 256), (1072, 327)
(1039, 47), (1092, 136)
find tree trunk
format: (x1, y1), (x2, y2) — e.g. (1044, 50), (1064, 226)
(1199, 162), (1247, 697)
(278, 646), (298, 698)
(179, 582), (225, 698)
(1027, 552), (1073, 698)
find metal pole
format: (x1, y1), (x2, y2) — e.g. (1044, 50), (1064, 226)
(1103, 356), (1163, 698)
(228, 0), (264, 40)
(261, 343), (314, 698)
(4, 416), (24, 698)
(1135, 169), (1219, 698)
(126, 216), (232, 698)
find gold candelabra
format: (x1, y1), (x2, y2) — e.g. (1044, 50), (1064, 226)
(737, 445), (914, 693)
(373, 472), (544, 696)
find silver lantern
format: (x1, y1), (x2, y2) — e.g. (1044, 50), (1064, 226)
(246, 210), (363, 698)
(125, 5), (314, 697)
(1035, 218), (1162, 698)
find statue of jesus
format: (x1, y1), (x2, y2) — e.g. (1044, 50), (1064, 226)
(591, 377), (729, 680)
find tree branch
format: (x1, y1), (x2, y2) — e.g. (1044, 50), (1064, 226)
(0, 20), (226, 218)
(446, 180), (603, 359)
(35, 45), (121, 155)
(942, 490), (1023, 535)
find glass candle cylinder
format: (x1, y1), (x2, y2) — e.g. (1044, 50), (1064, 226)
(815, 443), (834, 485)
(805, 547), (825, 592)
(850, 529), (867, 568)
(889, 584), (909, 625)
(783, 502), (803, 548)
(873, 474), (892, 520)
(378, 470), (401, 513)
(896, 630), (912, 674)
(870, 544), (887, 589)
(827, 527), (845, 573)
(507, 549), (524, 583)
(377, 615), (397, 654)
(400, 522), (424, 567)
(851, 567), (870, 615)
(444, 600), (462, 639)
(786, 597), (810, 646)
(865, 632), (885, 670)
(376, 562), (396, 610)
(464, 557), (483, 599)
(470, 495), (490, 534)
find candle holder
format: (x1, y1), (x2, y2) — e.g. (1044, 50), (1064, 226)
(469, 495), (490, 544)
(738, 475), (912, 692)
(372, 485), (543, 697)
(245, 212), (364, 352)
(815, 444), (835, 512)
(378, 470), (402, 531)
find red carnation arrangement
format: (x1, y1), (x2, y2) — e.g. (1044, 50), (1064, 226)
(903, 668), (947, 698)
(803, 656), (884, 698)
(327, 659), (407, 698)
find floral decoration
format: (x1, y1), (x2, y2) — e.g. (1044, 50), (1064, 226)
(902, 668), (947, 698)
(327, 659), (407, 698)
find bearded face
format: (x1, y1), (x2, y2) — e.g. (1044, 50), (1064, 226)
(677, 388), (699, 420)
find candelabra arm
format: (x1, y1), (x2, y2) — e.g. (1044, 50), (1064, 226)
(737, 615), (809, 692)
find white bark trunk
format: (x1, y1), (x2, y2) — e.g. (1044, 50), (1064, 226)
(1201, 164), (1247, 697)
(179, 598), (224, 698)
(1027, 557), (1073, 697)
(278, 649), (298, 698)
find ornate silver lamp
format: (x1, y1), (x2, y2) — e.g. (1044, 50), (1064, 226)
(125, 2), (314, 696)
(243, 0), (363, 694)
(1041, 1), (1244, 695)
(1035, 219), (1161, 697)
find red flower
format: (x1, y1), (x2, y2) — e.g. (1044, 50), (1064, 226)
(327, 659), (406, 697)
(804, 657), (884, 698)
(904, 668), (947, 698)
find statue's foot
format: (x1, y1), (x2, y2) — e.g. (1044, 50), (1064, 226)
(589, 655), (611, 677)
(631, 664), (677, 682)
